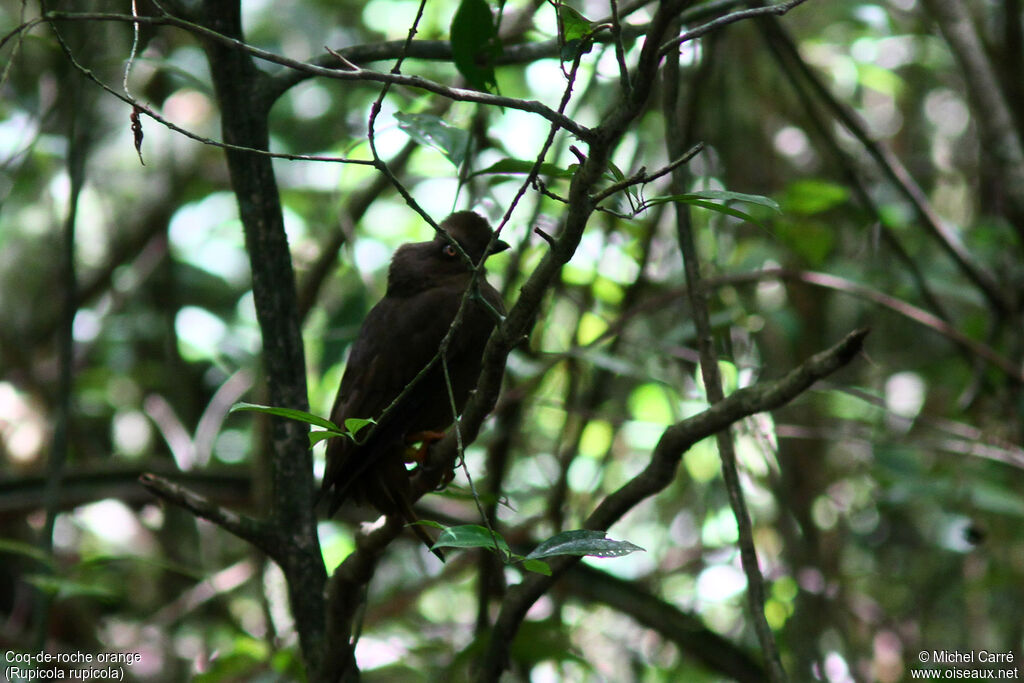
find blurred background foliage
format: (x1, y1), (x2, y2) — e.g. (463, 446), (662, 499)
(1, 0), (1023, 681)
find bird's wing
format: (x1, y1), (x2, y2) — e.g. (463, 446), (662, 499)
(322, 288), (463, 509)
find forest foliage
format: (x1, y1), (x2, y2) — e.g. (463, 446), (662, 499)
(1, 0), (1023, 681)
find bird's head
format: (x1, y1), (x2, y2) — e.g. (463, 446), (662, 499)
(386, 211), (509, 296)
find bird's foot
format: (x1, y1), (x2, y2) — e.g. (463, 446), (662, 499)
(403, 429), (446, 464)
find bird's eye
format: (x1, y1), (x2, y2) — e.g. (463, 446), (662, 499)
(442, 244), (458, 258)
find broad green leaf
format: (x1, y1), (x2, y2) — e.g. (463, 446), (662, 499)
(231, 402), (339, 431)
(451, 0), (501, 92)
(343, 417), (375, 435)
(522, 558), (552, 575)
(394, 112), (470, 167)
(472, 158), (575, 179)
(557, 4), (595, 61)
(561, 38), (589, 62)
(309, 430), (346, 447)
(431, 524), (510, 554)
(557, 4), (592, 42)
(526, 529), (645, 559)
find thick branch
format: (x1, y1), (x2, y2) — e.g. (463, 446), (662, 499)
(564, 563), (765, 682)
(0, 463), (251, 517)
(322, 516), (406, 683)
(197, 1), (326, 674)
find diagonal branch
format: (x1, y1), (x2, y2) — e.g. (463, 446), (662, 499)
(564, 563), (765, 682)
(139, 473), (280, 558)
(477, 328), (868, 679)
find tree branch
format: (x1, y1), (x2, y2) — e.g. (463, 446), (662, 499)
(27, 11), (594, 143)
(196, 1), (326, 674)
(139, 473), (277, 555)
(564, 563), (766, 682)
(477, 328), (868, 679)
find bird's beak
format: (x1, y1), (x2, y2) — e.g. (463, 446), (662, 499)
(490, 239), (511, 255)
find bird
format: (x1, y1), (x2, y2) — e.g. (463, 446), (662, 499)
(320, 211), (509, 559)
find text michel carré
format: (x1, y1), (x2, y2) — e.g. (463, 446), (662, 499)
(932, 651), (1015, 664)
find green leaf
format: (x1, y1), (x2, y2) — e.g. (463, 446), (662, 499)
(780, 179), (850, 215)
(640, 189), (780, 219)
(605, 160), (627, 184)
(526, 529), (645, 559)
(642, 194), (770, 226)
(431, 524), (510, 555)
(521, 558), (552, 575)
(0, 538), (53, 565)
(471, 157), (575, 179)
(24, 573), (119, 601)
(680, 189), (781, 212)
(308, 430), (345, 447)
(557, 4), (592, 42)
(451, 0), (501, 92)
(557, 4), (595, 61)
(394, 112), (470, 167)
(685, 199), (764, 225)
(231, 402), (339, 431)
(560, 38), (589, 62)
(413, 519), (447, 530)
(343, 417), (375, 435)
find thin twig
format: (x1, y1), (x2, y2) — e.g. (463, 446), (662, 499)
(608, 0), (632, 94)
(658, 0), (811, 55)
(0, 1), (30, 92)
(122, 0), (140, 95)
(22, 11), (596, 143)
(662, 13), (785, 678)
(14, 24), (377, 165)
(590, 143), (704, 204)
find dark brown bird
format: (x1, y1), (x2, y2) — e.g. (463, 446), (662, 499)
(320, 211), (508, 557)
